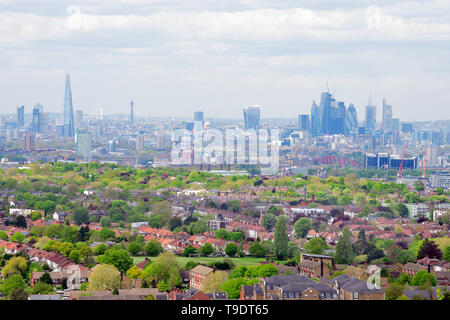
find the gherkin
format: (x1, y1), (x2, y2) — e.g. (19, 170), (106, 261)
(63, 74), (75, 137)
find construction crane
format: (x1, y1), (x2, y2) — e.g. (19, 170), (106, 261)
(422, 145), (427, 186)
(397, 143), (408, 184)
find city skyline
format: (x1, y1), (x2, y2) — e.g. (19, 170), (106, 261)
(0, 1), (449, 121)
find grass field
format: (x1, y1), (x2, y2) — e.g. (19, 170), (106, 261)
(133, 256), (270, 267)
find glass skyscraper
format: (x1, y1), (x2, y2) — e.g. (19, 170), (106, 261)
(76, 128), (91, 161)
(345, 103), (358, 135)
(17, 105), (24, 129)
(382, 98), (393, 133)
(194, 111), (204, 124)
(63, 74), (75, 137)
(243, 106), (261, 130)
(365, 104), (377, 133)
(310, 101), (320, 137)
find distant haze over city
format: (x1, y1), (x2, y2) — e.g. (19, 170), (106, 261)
(1, 0), (450, 121)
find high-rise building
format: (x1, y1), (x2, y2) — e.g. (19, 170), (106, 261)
(319, 92), (332, 135)
(130, 101), (134, 125)
(32, 105), (40, 133)
(365, 104), (377, 133)
(24, 132), (35, 151)
(194, 111), (204, 124)
(39, 112), (49, 134)
(344, 103), (358, 136)
(298, 114), (310, 131)
(243, 106), (261, 130)
(382, 98), (393, 133)
(136, 135), (145, 151)
(76, 129), (91, 161)
(17, 105), (24, 129)
(310, 100), (320, 137)
(392, 118), (400, 132)
(75, 110), (83, 129)
(63, 74), (75, 137)
(329, 101), (346, 134)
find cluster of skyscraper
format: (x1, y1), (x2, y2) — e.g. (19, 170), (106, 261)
(303, 92), (358, 137)
(298, 91), (399, 138)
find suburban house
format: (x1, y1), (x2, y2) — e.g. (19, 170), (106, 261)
(240, 284), (264, 300)
(328, 274), (385, 300)
(260, 275), (314, 300)
(31, 269), (90, 288)
(189, 265), (214, 290)
(401, 262), (428, 277)
(275, 281), (338, 300)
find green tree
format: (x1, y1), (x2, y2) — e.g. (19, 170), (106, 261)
(225, 243), (238, 257)
(128, 242), (143, 256)
(249, 240), (267, 257)
(385, 283), (404, 300)
(2, 256), (28, 277)
(293, 217), (312, 239)
(39, 272), (53, 285)
(0, 274), (26, 296)
(88, 264), (122, 291)
(396, 273), (413, 285)
(144, 239), (164, 257)
(274, 215), (289, 260)
(10, 232), (26, 244)
(97, 247), (133, 273)
(200, 243), (214, 257)
(10, 287), (29, 300)
(304, 237), (327, 254)
(73, 207), (89, 226)
(335, 227), (354, 264)
(412, 270), (437, 287)
(215, 229), (229, 240)
(99, 216), (112, 228)
(182, 245), (197, 257)
(94, 243), (108, 255)
(30, 281), (54, 294)
(221, 277), (259, 299)
(144, 252), (181, 290)
(261, 213), (277, 232)
(444, 246), (450, 262)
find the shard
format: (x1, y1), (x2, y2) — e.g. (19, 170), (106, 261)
(63, 74), (75, 137)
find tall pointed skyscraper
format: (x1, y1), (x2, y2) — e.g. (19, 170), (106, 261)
(63, 74), (75, 137)
(130, 100), (134, 125)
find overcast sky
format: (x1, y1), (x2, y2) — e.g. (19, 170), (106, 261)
(0, 0), (449, 121)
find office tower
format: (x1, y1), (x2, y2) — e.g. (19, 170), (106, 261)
(365, 104), (377, 132)
(63, 74), (75, 137)
(432, 130), (444, 145)
(56, 125), (64, 137)
(243, 106), (261, 130)
(39, 112), (49, 134)
(24, 132), (35, 151)
(344, 103), (358, 135)
(32, 105), (40, 133)
(75, 110), (83, 129)
(310, 100), (320, 137)
(298, 114), (310, 131)
(392, 118), (400, 132)
(382, 98), (393, 132)
(329, 101), (346, 134)
(76, 129), (91, 161)
(194, 111), (204, 124)
(130, 101), (134, 125)
(17, 105), (24, 129)
(319, 92), (332, 134)
(136, 135), (145, 151)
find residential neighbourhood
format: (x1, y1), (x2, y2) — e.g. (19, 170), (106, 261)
(0, 162), (449, 301)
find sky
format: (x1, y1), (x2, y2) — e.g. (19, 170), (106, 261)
(0, 0), (449, 121)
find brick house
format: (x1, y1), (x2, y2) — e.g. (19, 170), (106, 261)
(300, 253), (333, 278)
(401, 262), (428, 277)
(328, 274), (385, 300)
(275, 282), (338, 300)
(240, 284), (264, 300)
(189, 265), (214, 290)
